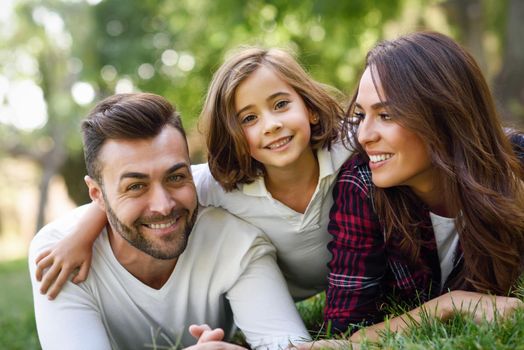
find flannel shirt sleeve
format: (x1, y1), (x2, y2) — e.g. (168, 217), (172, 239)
(324, 159), (387, 333)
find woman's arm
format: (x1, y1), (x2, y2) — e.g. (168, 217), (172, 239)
(34, 202), (107, 299)
(325, 160), (387, 332)
(349, 290), (523, 343)
(296, 290), (522, 349)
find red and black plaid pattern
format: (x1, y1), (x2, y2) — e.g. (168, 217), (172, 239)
(324, 155), (463, 333)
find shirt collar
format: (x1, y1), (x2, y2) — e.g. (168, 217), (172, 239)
(239, 143), (347, 197)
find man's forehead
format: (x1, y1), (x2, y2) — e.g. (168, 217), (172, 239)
(97, 126), (190, 177)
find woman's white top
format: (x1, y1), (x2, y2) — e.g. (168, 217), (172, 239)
(192, 142), (351, 299)
(429, 211), (459, 289)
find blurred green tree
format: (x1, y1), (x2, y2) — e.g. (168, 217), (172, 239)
(0, 0), (521, 235)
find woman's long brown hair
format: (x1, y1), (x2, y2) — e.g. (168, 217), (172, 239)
(343, 32), (524, 295)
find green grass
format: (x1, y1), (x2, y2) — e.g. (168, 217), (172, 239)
(297, 284), (524, 350)
(0, 258), (41, 350)
(4, 257), (524, 350)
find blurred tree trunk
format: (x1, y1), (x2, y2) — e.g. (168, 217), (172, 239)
(493, 0), (524, 124)
(442, 0), (486, 71)
(35, 131), (67, 231)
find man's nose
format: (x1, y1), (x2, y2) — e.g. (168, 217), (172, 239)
(148, 184), (175, 216)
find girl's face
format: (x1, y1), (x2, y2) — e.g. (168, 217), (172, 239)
(354, 67), (435, 194)
(234, 66), (317, 174)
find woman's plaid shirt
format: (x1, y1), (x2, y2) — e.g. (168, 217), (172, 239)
(324, 155), (464, 333)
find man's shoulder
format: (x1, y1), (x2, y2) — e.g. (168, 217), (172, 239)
(193, 206), (264, 240)
(188, 206), (274, 258)
(29, 205), (92, 255)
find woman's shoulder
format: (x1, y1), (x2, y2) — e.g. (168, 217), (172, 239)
(336, 155), (374, 197)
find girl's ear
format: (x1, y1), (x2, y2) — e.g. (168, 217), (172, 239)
(309, 112), (320, 125)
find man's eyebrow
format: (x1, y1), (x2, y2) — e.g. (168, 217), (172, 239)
(165, 163), (190, 174)
(119, 163), (189, 182)
(119, 172), (148, 181)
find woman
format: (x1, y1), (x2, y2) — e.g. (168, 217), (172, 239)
(325, 31), (524, 343)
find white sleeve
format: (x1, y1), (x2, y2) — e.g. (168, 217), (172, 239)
(226, 236), (311, 350)
(28, 235), (112, 350)
(191, 163), (227, 207)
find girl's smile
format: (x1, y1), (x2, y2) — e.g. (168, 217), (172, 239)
(234, 66), (317, 173)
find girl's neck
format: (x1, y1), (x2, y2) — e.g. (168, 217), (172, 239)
(264, 151), (319, 214)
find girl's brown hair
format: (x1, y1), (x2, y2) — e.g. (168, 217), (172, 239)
(343, 31), (524, 295)
(200, 47), (344, 191)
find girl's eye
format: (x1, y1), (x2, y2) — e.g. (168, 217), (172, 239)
(241, 114), (257, 124)
(275, 100), (290, 110)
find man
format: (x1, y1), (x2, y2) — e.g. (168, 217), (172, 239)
(29, 93), (310, 350)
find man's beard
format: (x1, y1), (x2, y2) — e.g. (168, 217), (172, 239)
(103, 193), (198, 260)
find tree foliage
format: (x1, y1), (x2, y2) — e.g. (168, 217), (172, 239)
(0, 0), (522, 232)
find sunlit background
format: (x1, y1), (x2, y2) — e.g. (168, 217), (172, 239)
(0, 0), (523, 262)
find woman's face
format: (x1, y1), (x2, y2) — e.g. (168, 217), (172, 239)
(354, 66), (435, 194)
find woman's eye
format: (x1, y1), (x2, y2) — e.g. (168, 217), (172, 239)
(379, 113), (391, 121)
(349, 112), (365, 125)
(275, 100), (290, 110)
(241, 114), (257, 124)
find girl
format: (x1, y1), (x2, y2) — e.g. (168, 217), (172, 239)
(35, 47), (352, 301)
(324, 31), (524, 343)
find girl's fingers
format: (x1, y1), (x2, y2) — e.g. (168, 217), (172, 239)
(35, 249), (52, 264)
(46, 268), (72, 300)
(72, 261), (90, 284)
(38, 263), (62, 295)
(35, 251), (54, 282)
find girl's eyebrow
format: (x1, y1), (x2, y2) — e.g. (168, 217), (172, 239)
(236, 91), (292, 117)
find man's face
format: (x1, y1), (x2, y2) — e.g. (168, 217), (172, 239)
(91, 126), (197, 260)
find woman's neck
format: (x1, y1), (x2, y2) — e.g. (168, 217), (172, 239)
(264, 151), (319, 214)
(412, 184), (455, 218)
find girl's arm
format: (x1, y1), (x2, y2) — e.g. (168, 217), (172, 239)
(34, 202), (107, 300)
(349, 290), (523, 343)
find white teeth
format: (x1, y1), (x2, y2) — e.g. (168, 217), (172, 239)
(148, 220), (176, 229)
(267, 137), (291, 149)
(369, 154), (393, 163)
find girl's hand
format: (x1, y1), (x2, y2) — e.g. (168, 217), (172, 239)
(35, 202), (107, 300)
(35, 232), (93, 300)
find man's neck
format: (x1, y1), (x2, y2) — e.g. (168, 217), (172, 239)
(107, 226), (177, 289)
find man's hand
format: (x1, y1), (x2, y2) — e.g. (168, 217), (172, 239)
(187, 324), (246, 349)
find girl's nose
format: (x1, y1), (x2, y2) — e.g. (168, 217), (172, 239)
(263, 114), (283, 135)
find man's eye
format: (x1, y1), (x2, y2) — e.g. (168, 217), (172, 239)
(127, 183), (145, 191)
(241, 114), (257, 124)
(275, 100), (290, 110)
(167, 174), (184, 182)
